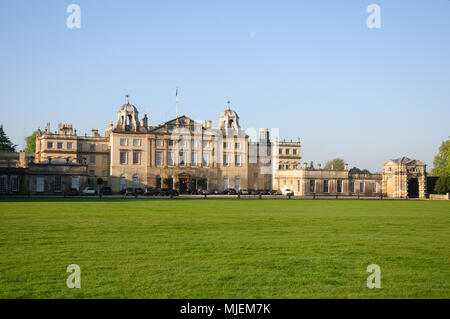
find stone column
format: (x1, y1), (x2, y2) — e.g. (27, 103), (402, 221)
(164, 140), (168, 168)
(151, 139), (156, 167)
(419, 175), (427, 199)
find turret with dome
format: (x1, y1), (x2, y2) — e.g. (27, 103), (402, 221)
(218, 101), (241, 131)
(113, 95), (148, 132)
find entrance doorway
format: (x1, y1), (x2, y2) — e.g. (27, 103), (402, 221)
(408, 178), (419, 198)
(179, 177), (188, 194)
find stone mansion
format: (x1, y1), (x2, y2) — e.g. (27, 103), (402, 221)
(0, 99), (427, 198)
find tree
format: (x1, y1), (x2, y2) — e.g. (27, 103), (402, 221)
(349, 167), (361, 174)
(96, 178), (104, 188)
(163, 178), (173, 190)
(25, 131), (38, 153)
(324, 158), (345, 170)
(432, 138), (450, 194)
(431, 138), (449, 177)
(0, 125), (16, 152)
(434, 175), (450, 195)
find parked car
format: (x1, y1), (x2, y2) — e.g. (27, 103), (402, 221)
(158, 188), (170, 196)
(125, 188), (136, 196)
(227, 188), (237, 195)
(258, 190), (270, 195)
(81, 187), (96, 195)
(134, 188), (144, 195)
(159, 188), (179, 196)
(100, 187), (112, 195)
(239, 189), (249, 195)
(282, 188), (294, 196)
(144, 187), (157, 196)
(67, 188), (78, 196)
(119, 188), (127, 195)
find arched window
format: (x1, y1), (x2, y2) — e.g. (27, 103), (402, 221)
(132, 176), (139, 188)
(235, 177), (240, 190)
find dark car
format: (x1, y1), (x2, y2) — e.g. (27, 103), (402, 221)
(119, 188), (126, 195)
(144, 187), (157, 196)
(158, 188), (170, 196)
(159, 188), (179, 196)
(67, 188), (78, 196)
(227, 188), (237, 195)
(101, 187), (112, 195)
(134, 188), (144, 195)
(125, 188), (136, 196)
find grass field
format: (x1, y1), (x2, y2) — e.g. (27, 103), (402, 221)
(0, 198), (449, 299)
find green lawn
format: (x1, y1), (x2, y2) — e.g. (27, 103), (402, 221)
(0, 198), (449, 298)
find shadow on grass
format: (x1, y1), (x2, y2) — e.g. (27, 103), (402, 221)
(0, 195), (401, 203)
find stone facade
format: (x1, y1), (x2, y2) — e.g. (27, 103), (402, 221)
(382, 157), (427, 198)
(0, 152), (88, 195)
(30, 99), (428, 197)
(35, 102), (274, 193)
(273, 163), (382, 196)
(35, 123), (110, 187)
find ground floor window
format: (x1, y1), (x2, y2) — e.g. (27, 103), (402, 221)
(323, 180), (329, 193)
(132, 176), (139, 188)
(360, 182), (364, 193)
(71, 177), (79, 190)
(297, 180), (300, 192)
(223, 177), (228, 190)
(350, 181), (355, 193)
(119, 176), (126, 191)
(235, 177), (240, 190)
(37, 177), (44, 193)
(11, 175), (19, 192)
(337, 180), (342, 193)
(310, 180), (315, 193)
(0, 175), (7, 193)
(54, 176), (62, 192)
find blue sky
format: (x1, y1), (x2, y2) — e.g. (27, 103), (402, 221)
(0, 0), (449, 172)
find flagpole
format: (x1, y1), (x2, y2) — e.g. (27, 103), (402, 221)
(176, 87), (179, 120)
